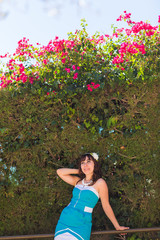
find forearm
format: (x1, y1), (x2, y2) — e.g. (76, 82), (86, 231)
(103, 203), (120, 229)
(57, 168), (79, 176)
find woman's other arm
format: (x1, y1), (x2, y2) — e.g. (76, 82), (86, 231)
(98, 179), (129, 231)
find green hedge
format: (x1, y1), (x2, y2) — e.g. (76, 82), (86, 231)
(0, 12), (160, 239)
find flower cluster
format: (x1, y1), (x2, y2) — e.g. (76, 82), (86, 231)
(0, 12), (159, 91)
(87, 82), (100, 92)
(112, 41), (146, 69)
(116, 11), (158, 36)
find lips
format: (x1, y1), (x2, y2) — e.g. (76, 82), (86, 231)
(83, 168), (90, 172)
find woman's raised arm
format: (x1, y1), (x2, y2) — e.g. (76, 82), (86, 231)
(57, 168), (80, 186)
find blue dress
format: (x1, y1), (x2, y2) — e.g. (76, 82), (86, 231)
(54, 184), (99, 240)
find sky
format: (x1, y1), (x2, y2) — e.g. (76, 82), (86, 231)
(0, 0), (160, 56)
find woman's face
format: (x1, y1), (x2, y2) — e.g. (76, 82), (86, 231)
(81, 157), (94, 176)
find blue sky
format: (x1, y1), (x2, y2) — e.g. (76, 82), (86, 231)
(0, 0), (160, 56)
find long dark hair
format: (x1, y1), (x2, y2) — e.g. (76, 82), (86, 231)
(77, 153), (102, 185)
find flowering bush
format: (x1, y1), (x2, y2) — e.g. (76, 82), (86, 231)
(0, 12), (159, 92)
(0, 13), (160, 238)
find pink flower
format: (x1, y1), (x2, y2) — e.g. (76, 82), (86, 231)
(87, 85), (93, 92)
(29, 77), (34, 84)
(47, 92), (50, 95)
(65, 68), (70, 73)
(117, 15), (123, 21)
(77, 66), (80, 70)
(146, 30), (154, 36)
(0, 53), (8, 58)
(87, 83), (100, 91)
(125, 29), (132, 36)
(158, 16), (160, 23)
(112, 32), (118, 38)
(73, 73), (78, 79)
(43, 59), (48, 65)
(61, 58), (66, 64)
(94, 84), (100, 89)
(72, 65), (76, 70)
(117, 28), (124, 33)
(124, 12), (131, 19)
(112, 55), (124, 64)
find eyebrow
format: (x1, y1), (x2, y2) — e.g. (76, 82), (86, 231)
(81, 159), (91, 163)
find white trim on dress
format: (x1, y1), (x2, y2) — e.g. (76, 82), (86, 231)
(55, 228), (84, 240)
(75, 184), (99, 198)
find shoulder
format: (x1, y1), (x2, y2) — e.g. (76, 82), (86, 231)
(95, 178), (108, 190)
(96, 178), (107, 185)
(96, 178), (109, 200)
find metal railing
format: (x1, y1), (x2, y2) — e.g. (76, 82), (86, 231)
(0, 227), (160, 239)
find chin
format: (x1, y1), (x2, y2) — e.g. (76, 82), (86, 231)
(84, 171), (93, 175)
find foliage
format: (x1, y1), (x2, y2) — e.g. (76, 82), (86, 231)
(0, 12), (160, 238)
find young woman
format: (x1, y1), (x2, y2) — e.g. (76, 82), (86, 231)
(54, 153), (129, 240)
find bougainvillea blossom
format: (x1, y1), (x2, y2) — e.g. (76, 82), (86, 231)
(73, 73), (78, 79)
(87, 82), (100, 91)
(0, 12), (159, 91)
(72, 65), (76, 70)
(65, 68), (71, 73)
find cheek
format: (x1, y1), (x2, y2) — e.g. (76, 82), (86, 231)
(80, 166), (84, 172)
(90, 162), (95, 169)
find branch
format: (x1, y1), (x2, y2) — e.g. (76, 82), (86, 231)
(118, 152), (137, 160)
(113, 128), (123, 135)
(47, 148), (63, 167)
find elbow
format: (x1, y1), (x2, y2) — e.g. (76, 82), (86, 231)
(56, 169), (61, 176)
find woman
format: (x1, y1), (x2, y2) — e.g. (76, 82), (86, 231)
(54, 153), (129, 240)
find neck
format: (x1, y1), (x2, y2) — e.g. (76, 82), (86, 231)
(85, 174), (93, 181)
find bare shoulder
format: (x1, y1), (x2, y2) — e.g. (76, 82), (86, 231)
(96, 178), (108, 186)
(95, 178), (109, 200)
(96, 178), (108, 192)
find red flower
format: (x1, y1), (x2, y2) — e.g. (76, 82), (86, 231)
(117, 15), (123, 21)
(73, 73), (78, 79)
(72, 65), (76, 70)
(61, 58), (66, 64)
(29, 77), (34, 84)
(87, 85), (93, 92)
(65, 68), (70, 73)
(94, 84), (100, 89)
(43, 59), (48, 65)
(87, 83), (100, 91)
